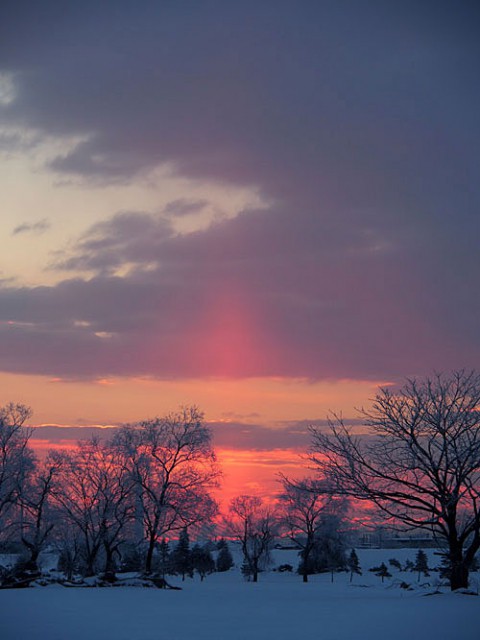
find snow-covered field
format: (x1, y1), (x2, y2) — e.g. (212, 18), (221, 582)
(1, 548), (479, 640)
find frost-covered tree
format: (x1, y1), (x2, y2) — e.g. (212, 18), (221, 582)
(310, 371), (480, 590)
(229, 495), (276, 582)
(306, 510), (347, 582)
(0, 403), (34, 539)
(18, 456), (60, 572)
(52, 439), (136, 580)
(115, 407), (220, 574)
(278, 476), (333, 582)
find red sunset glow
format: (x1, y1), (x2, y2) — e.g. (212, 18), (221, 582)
(193, 285), (268, 377)
(28, 432), (310, 510)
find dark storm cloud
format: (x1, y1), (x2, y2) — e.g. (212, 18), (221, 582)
(0, 1), (479, 381)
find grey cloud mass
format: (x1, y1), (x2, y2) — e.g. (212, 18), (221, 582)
(0, 1), (479, 382)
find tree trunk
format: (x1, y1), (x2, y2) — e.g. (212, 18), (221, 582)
(85, 543), (102, 577)
(450, 560), (469, 590)
(28, 547), (40, 572)
(85, 550), (98, 577)
(302, 545), (311, 583)
(449, 541), (469, 591)
(145, 535), (156, 574)
(64, 550), (74, 580)
(252, 558), (259, 582)
(21, 538), (40, 572)
(103, 547), (117, 583)
(84, 536), (98, 577)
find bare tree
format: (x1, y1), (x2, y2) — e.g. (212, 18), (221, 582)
(53, 520), (84, 581)
(0, 403), (34, 539)
(115, 406), (220, 574)
(310, 371), (480, 590)
(19, 456), (60, 572)
(278, 476), (334, 582)
(52, 438), (136, 580)
(229, 495), (276, 582)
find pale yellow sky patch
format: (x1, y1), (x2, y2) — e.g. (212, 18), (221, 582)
(0, 131), (267, 286)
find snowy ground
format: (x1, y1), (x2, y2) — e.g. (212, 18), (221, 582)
(1, 548), (479, 640)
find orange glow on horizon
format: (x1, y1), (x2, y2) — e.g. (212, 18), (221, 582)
(0, 371), (387, 427)
(28, 437), (383, 524)
(28, 434), (310, 509)
(215, 447), (311, 507)
(5, 368), (387, 511)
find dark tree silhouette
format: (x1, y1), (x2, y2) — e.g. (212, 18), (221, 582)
(347, 548), (362, 582)
(389, 558), (402, 572)
(216, 539), (234, 572)
(413, 549), (429, 581)
(310, 372), (480, 590)
(375, 562), (391, 583)
(191, 543), (215, 581)
(171, 527), (192, 580)
(157, 538), (171, 580)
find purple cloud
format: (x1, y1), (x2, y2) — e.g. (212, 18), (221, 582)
(0, 2), (478, 381)
(164, 199), (209, 217)
(50, 211), (174, 274)
(0, 202), (478, 381)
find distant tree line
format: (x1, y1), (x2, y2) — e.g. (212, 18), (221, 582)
(0, 405), (221, 585)
(0, 400), (352, 588)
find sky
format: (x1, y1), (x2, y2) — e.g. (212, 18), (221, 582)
(1, 1), (479, 500)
